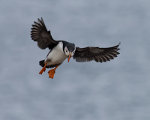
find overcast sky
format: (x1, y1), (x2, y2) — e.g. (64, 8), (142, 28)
(0, 0), (150, 120)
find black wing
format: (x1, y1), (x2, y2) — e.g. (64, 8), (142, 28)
(31, 18), (58, 49)
(73, 43), (120, 62)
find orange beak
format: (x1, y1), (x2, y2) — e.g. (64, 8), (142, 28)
(68, 54), (71, 62)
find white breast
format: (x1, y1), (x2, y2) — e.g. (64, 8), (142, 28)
(45, 42), (67, 66)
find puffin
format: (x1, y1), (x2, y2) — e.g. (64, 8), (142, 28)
(31, 18), (120, 79)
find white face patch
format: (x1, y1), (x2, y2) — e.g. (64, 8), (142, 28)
(64, 46), (76, 57)
(64, 46), (69, 56)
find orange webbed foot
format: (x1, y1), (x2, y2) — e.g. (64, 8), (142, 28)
(48, 65), (59, 79)
(48, 69), (56, 79)
(39, 67), (46, 74)
(39, 62), (47, 74)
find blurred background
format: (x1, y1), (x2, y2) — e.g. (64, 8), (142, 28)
(0, 0), (150, 120)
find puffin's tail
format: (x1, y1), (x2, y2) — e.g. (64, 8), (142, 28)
(39, 60), (45, 67)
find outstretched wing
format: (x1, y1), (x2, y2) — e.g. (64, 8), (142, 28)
(73, 43), (120, 62)
(31, 18), (58, 49)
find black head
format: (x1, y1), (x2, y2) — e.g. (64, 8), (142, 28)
(62, 41), (76, 62)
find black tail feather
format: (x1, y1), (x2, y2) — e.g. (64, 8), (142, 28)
(39, 60), (45, 67)
(39, 60), (61, 68)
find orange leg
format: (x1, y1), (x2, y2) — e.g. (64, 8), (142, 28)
(48, 65), (59, 79)
(39, 62), (47, 74)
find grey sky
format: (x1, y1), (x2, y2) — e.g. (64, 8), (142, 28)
(0, 0), (150, 120)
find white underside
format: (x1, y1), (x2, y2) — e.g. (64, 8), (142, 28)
(45, 42), (67, 66)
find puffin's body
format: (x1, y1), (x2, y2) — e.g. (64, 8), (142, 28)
(31, 18), (120, 79)
(43, 42), (67, 67)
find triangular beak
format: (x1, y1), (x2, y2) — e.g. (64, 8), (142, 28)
(68, 54), (71, 62)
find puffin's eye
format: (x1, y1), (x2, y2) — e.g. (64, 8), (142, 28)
(65, 49), (68, 53)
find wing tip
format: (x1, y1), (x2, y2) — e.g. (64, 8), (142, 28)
(31, 17), (47, 40)
(32, 17), (46, 29)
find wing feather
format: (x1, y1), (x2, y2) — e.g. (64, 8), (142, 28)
(31, 18), (58, 49)
(73, 43), (120, 62)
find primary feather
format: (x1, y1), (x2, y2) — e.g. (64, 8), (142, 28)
(31, 18), (58, 49)
(73, 43), (120, 62)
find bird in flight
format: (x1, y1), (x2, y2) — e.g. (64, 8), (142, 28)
(31, 18), (120, 79)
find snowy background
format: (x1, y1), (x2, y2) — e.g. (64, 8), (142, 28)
(0, 0), (150, 120)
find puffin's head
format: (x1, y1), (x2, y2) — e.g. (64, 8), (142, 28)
(63, 42), (76, 62)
